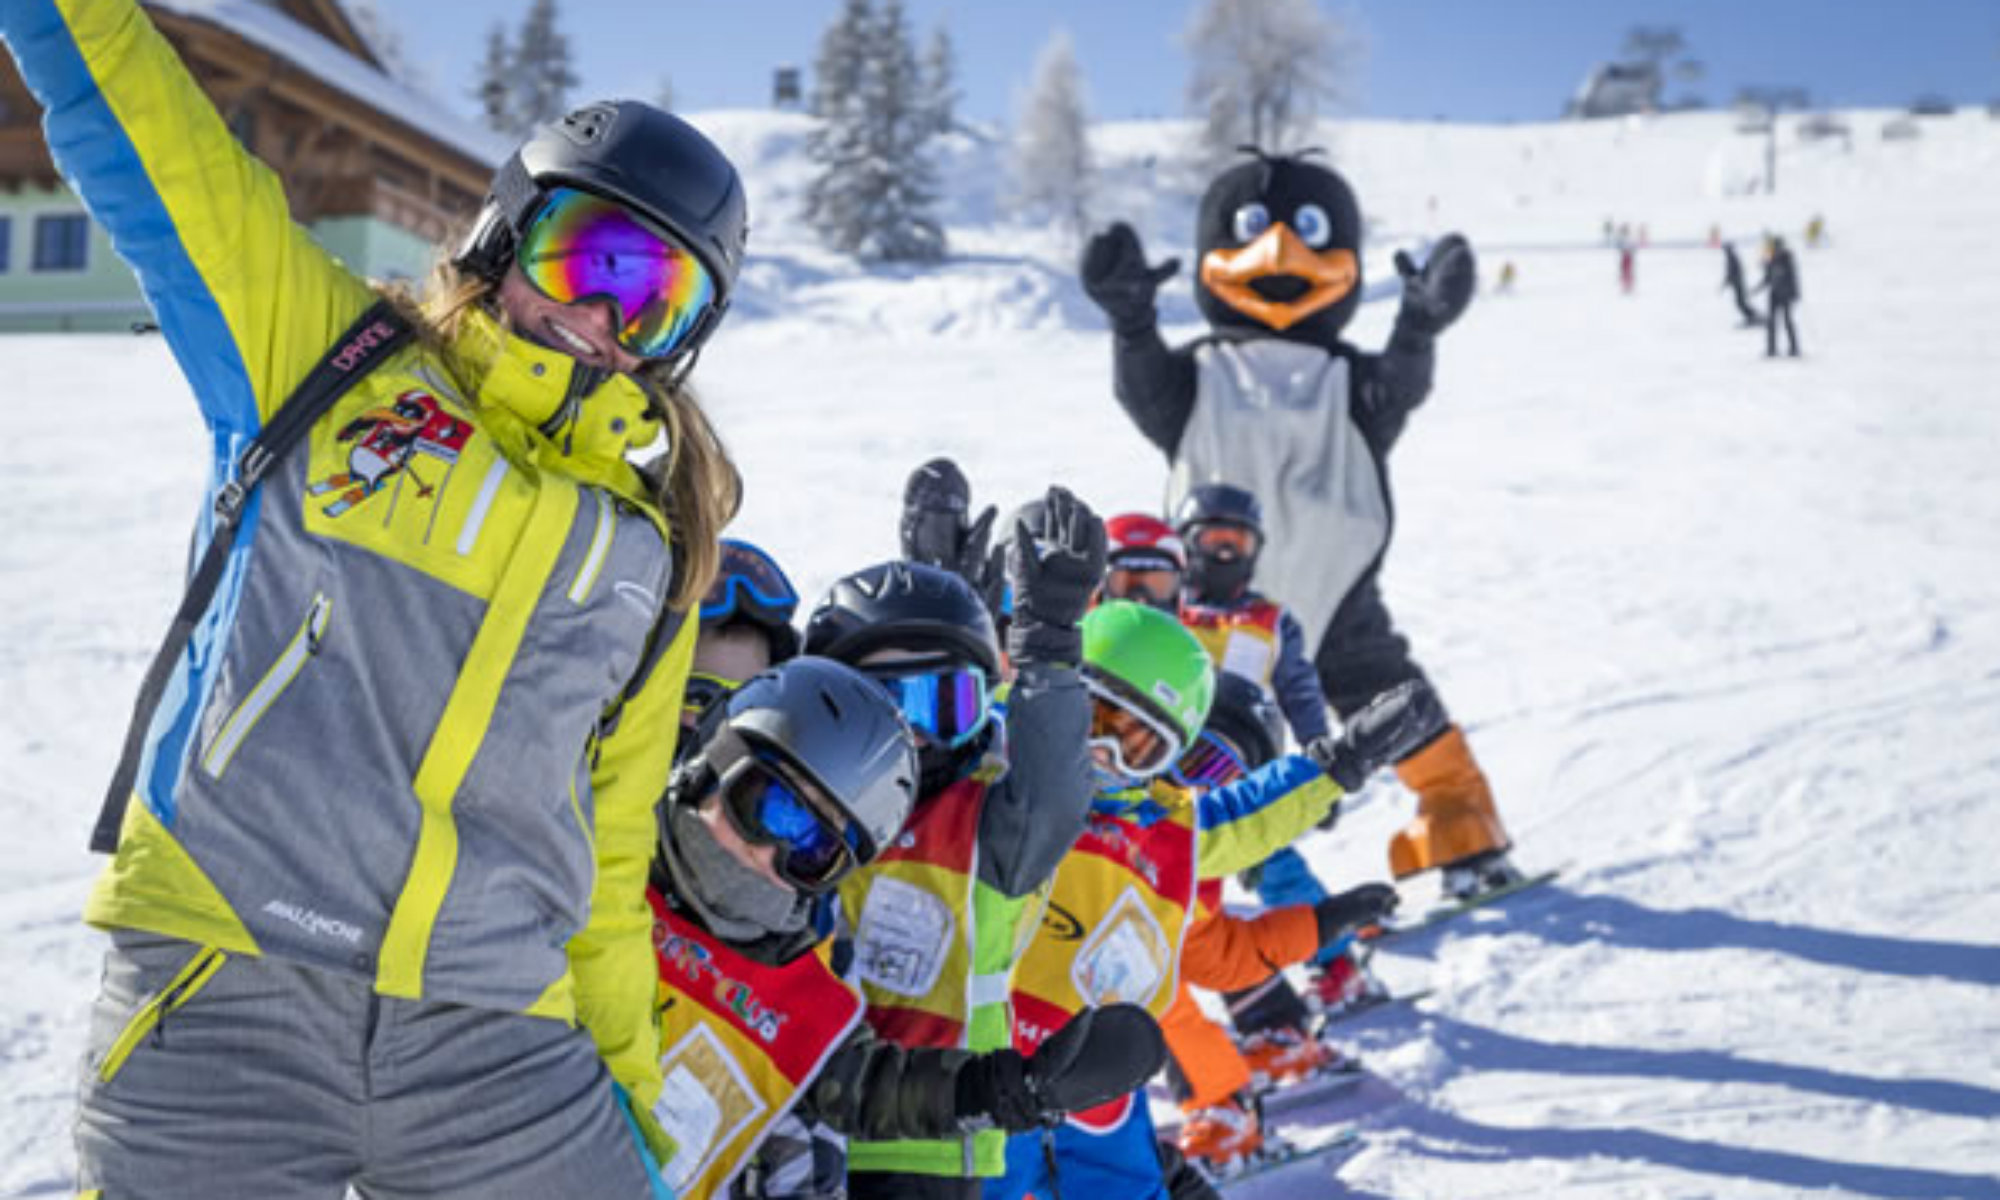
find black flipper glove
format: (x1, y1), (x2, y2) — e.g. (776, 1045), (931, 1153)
(900, 457), (1007, 620)
(1306, 680), (1449, 792)
(1394, 233), (1477, 336)
(956, 1004), (1166, 1132)
(1081, 222), (1181, 337)
(1006, 486), (1108, 666)
(1314, 883), (1400, 943)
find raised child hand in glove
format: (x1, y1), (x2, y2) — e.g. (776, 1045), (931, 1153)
(900, 457), (1006, 619)
(1394, 233), (1477, 336)
(1007, 486), (1108, 665)
(1080, 223), (1180, 336)
(1314, 883), (1400, 942)
(957, 1004), (1166, 1132)
(1306, 679), (1448, 792)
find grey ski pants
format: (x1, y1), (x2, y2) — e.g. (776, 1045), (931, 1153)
(75, 931), (665, 1200)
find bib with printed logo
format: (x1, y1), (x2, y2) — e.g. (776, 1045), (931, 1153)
(648, 894), (863, 1198)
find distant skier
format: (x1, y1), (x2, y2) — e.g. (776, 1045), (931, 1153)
(1618, 243), (1636, 294)
(1756, 236), (1802, 358)
(1722, 243), (1762, 327)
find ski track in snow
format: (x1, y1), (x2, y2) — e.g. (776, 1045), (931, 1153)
(4, 110), (1999, 1198)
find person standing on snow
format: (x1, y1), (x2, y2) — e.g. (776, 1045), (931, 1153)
(987, 603), (1437, 1200)
(6, 1), (748, 1193)
(1722, 243), (1763, 327)
(1757, 236), (1803, 358)
(1078, 150), (1525, 902)
(805, 481), (1108, 1200)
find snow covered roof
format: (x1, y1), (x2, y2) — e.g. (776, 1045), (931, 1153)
(146, 0), (509, 167)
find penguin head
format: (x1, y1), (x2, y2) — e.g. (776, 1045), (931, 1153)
(1194, 149), (1363, 345)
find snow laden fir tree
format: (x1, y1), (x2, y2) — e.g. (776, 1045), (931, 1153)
(1010, 30), (1094, 244)
(804, 0), (947, 262)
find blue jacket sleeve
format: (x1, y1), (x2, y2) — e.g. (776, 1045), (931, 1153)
(1194, 754), (1342, 880)
(1272, 609), (1331, 744)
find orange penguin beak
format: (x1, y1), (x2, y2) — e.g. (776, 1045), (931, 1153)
(1199, 224), (1358, 331)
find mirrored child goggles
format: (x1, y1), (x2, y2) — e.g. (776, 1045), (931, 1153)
(870, 665), (992, 750)
(1185, 522), (1261, 560)
(1173, 730), (1249, 790)
(1086, 676), (1185, 780)
(1105, 566), (1183, 605)
(701, 541), (801, 627)
(714, 752), (864, 892)
(517, 186), (719, 361)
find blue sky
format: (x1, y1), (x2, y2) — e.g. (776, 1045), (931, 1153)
(392, 1), (2000, 125)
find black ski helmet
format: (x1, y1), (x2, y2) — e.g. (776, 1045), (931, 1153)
(1174, 483), (1264, 540)
(456, 100), (748, 362)
(669, 657), (919, 872)
(1202, 672), (1285, 771)
(803, 561), (1003, 680)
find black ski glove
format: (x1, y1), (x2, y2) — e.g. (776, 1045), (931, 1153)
(1314, 883), (1399, 943)
(1306, 680), (1448, 792)
(900, 457), (1007, 621)
(1081, 223), (1180, 337)
(956, 1004), (1166, 1132)
(1006, 486), (1108, 666)
(1394, 233), (1477, 336)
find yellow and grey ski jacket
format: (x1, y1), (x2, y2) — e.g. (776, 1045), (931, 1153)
(3, 0), (694, 1108)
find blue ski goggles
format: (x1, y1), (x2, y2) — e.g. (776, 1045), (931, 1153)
(869, 665), (993, 750)
(714, 748), (864, 892)
(701, 540), (800, 627)
(1172, 729), (1250, 790)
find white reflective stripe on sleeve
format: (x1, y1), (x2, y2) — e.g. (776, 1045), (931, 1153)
(456, 458), (511, 556)
(567, 490), (615, 605)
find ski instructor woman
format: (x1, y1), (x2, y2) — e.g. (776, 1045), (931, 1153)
(4, 1), (746, 1195)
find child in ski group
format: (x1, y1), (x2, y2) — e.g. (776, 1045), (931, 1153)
(5, 0), (751, 1193)
(987, 602), (1443, 1200)
(1158, 674), (1400, 1176)
(805, 484), (1115, 1200)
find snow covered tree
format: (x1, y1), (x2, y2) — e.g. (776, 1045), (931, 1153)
(655, 75), (676, 113)
(811, 0), (873, 118)
(804, 0), (947, 262)
(511, 0), (579, 129)
(346, 0), (426, 91)
(473, 22), (518, 135)
(1010, 30), (1094, 241)
(1183, 0), (1358, 166)
(920, 25), (960, 136)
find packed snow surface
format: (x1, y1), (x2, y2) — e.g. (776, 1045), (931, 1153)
(3, 109), (1997, 1197)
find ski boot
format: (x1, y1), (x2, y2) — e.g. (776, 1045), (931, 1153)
(1440, 847), (1528, 902)
(1238, 1024), (1354, 1091)
(1177, 1097), (1264, 1179)
(1309, 949), (1390, 1016)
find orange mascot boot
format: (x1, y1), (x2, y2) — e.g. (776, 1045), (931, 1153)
(1387, 725), (1513, 887)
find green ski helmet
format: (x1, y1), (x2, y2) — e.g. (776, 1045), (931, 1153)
(1082, 601), (1216, 749)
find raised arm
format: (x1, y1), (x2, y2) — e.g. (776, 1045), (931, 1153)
(3, 0), (372, 438)
(1081, 222), (1197, 458)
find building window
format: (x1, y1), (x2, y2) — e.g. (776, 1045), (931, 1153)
(0, 216), (11, 273)
(33, 213), (90, 272)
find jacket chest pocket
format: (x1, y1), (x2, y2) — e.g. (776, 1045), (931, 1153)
(200, 594), (332, 781)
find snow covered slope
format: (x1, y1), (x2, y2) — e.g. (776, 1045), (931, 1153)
(3, 109), (1998, 1197)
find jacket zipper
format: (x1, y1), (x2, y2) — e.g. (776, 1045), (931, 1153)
(201, 593), (333, 779)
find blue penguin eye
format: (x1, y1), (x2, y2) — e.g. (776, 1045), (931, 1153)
(1231, 203), (1271, 244)
(1294, 204), (1333, 249)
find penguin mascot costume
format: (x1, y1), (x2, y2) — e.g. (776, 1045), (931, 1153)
(1078, 148), (1518, 892)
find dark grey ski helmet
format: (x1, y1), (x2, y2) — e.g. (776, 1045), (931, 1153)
(456, 100), (748, 362)
(1203, 672), (1285, 770)
(677, 657), (919, 866)
(803, 561), (1003, 680)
